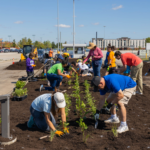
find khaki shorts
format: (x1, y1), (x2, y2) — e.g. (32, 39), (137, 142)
(107, 86), (136, 105)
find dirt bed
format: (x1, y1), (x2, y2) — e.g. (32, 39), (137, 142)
(6, 60), (43, 70)
(143, 61), (150, 76)
(0, 64), (150, 150)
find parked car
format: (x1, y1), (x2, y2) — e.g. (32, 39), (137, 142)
(38, 50), (45, 63)
(0, 49), (4, 53)
(18, 49), (23, 53)
(4, 49), (10, 53)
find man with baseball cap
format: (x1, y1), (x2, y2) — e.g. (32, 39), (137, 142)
(27, 92), (69, 136)
(92, 74), (136, 133)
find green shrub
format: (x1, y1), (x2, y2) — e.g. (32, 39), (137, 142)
(13, 88), (28, 97)
(16, 81), (26, 89)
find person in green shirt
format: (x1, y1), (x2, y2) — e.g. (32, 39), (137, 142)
(40, 60), (71, 92)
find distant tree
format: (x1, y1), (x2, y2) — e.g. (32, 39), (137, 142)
(34, 41), (45, 49)
(4, 41), (10, 48)
(64, 41), (67, 44)
(12, 39), (16, 47)
(27, 38), (32, 45)
(43, 41), (51, 49)
(146, 37), (150, 43)
(51, 42), (56, 48)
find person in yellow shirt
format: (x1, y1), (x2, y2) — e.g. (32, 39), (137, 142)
(105, 45), (116, 75)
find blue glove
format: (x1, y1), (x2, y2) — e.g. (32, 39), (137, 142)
(44, 73), (46, 77)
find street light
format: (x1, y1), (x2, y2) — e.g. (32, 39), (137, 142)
(57, 0), (59, 52)
(73, 0), (75, 58)
(103, 26), (106, 50)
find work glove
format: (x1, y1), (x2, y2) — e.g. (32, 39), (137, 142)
(32, 65), (36, 67)
(66, 75), (71, 79)
(63, 127), (69, 134)
(44, 73), (46, 77)
(94, 110), (100, 121)
(55, 130), (64, 137)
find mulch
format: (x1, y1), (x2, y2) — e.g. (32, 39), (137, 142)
(0, 62), (150, 150)
(5, 60), (43, 70)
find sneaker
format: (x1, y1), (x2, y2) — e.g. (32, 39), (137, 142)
(132, 91), (136, 95)
(47, 81), (50, 86)
(87, 73), (92, 76)
(40, 85), (45, 92)
(136, 91), (143, 95)
(104, 116), (120, 124)
(117, 125), (129, 133)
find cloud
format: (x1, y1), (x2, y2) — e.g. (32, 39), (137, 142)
(112, 5), (123, 10)
(14, 21), (23, 24)
(79, 24), (84, 27)
(55, 24), (71, 28)
(93, 22), (99, 25)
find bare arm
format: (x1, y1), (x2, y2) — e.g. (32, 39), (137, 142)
(116, 65), (127, 74)
(60, 107), (66, 128)
(97, 95), (106, 111)
(57, 69), (67, 77)
(44, 112), (56, 131)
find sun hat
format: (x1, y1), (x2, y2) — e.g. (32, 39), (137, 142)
(57, 55), (64, 60)
(87, 42), (96, 50)
(54, 92), (66, 108)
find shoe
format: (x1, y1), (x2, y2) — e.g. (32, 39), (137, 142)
(132, 92), (136, 95)
(47, 81), (50, 86)
(87, 73), (92, 76)
(104, 116), (120, 124)
(117, 125), (129, 133)
(27, 115), (35, 128)
(136, 91), (143, 95)
(40, 85), (45, 92)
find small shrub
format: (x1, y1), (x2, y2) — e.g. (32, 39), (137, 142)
(16, 81), (26, 89)
(111, 124), (118, 137)
(50, 130), (56, 142)
(68, 80), (72, 86)
(13, 88), (28, 97)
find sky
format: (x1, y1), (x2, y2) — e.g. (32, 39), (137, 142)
(0, 0), (150, 44)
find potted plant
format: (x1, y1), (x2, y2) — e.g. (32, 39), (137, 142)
(13, 88), (28, 101)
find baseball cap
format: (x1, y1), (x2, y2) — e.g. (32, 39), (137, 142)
(92, 76), (101, 92)
(54, 92), (66, 108)
(57, 55), (64, 60)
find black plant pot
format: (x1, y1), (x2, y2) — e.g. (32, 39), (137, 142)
(13, 95), (27, 101)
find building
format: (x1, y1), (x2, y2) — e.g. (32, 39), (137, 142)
(92, 37), (146, 50)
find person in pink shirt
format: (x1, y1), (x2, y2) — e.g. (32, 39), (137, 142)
(83, 42), (103, 76)
(115, 51), (143, 95)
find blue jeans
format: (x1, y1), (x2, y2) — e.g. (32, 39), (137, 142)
(45, 73), (63, 91)
(30, 106), (56, 131)
(92, 59), (102, 76)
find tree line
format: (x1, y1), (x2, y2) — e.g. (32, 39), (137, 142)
(1, 38), (67, 49)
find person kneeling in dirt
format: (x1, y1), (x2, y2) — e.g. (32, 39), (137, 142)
(40, 60), (71, 92)
(26, 52), (36, 80)
(27, 92), (69, 136)
(63, 62), (78, 75)
(92, 74), (136, 133)
(71, 61), (92, 77)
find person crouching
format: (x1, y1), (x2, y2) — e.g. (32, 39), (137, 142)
(27, 92), (69, 136)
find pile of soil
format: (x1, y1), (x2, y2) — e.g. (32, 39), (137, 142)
(143, 61), (150, 76)
(0, 62), (150, 150)
(6, 60), (43, 70)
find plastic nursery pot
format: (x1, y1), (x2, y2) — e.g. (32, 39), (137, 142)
(13, 95), (27, 101)
(18, 76), (27, 81)
(28, 78), (38, 82)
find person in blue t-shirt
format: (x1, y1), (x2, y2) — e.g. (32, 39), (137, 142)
(27, 92), (69, 136)
(92, 74), (136, 134)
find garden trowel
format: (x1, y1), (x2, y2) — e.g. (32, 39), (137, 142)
(95, 119), (98, 129)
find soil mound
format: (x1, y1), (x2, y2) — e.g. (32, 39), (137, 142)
(6, 60), (43, 70)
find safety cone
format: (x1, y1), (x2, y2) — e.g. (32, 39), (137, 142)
(12, 58), (15, 64)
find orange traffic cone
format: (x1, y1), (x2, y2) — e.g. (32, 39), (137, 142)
(12, 58), (15, 64)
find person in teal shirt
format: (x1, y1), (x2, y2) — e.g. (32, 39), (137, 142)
(40, 60), (70, 91)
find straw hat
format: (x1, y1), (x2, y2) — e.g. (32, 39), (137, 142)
(87, 42), (96, 50)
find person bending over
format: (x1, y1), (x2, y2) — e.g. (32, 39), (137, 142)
(26, 52), (36, 80)
(27, 92), (69, 136)
(92, 74), (136, 133)
(40, 60), (70, 92)
(115, 51), (143, 95)
(63, 62), (78, 75)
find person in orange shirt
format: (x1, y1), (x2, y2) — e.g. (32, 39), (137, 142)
(49, 48), (53, 58)
(105, 44), (116, 75)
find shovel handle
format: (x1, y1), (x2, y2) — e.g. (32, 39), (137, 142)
(39, 135), (50, 140)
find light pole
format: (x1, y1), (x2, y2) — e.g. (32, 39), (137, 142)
(57, 0), (59, 52)
(73, 0), (75, 58)
(103, 26), (106, 50)
(60, 32), (61, 52)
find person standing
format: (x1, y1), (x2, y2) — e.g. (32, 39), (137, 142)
(83, 42), (103, 76)
(27, 92), (69, 136)
(105, 44), (116, 75)
(92, 74), (136, 133)
(26, 52), (36, 80)
(49, 48), (53, 59)
(115, 51), (143, 95)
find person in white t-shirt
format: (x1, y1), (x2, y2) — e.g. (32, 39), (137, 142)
(71, 61), (92, 77)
